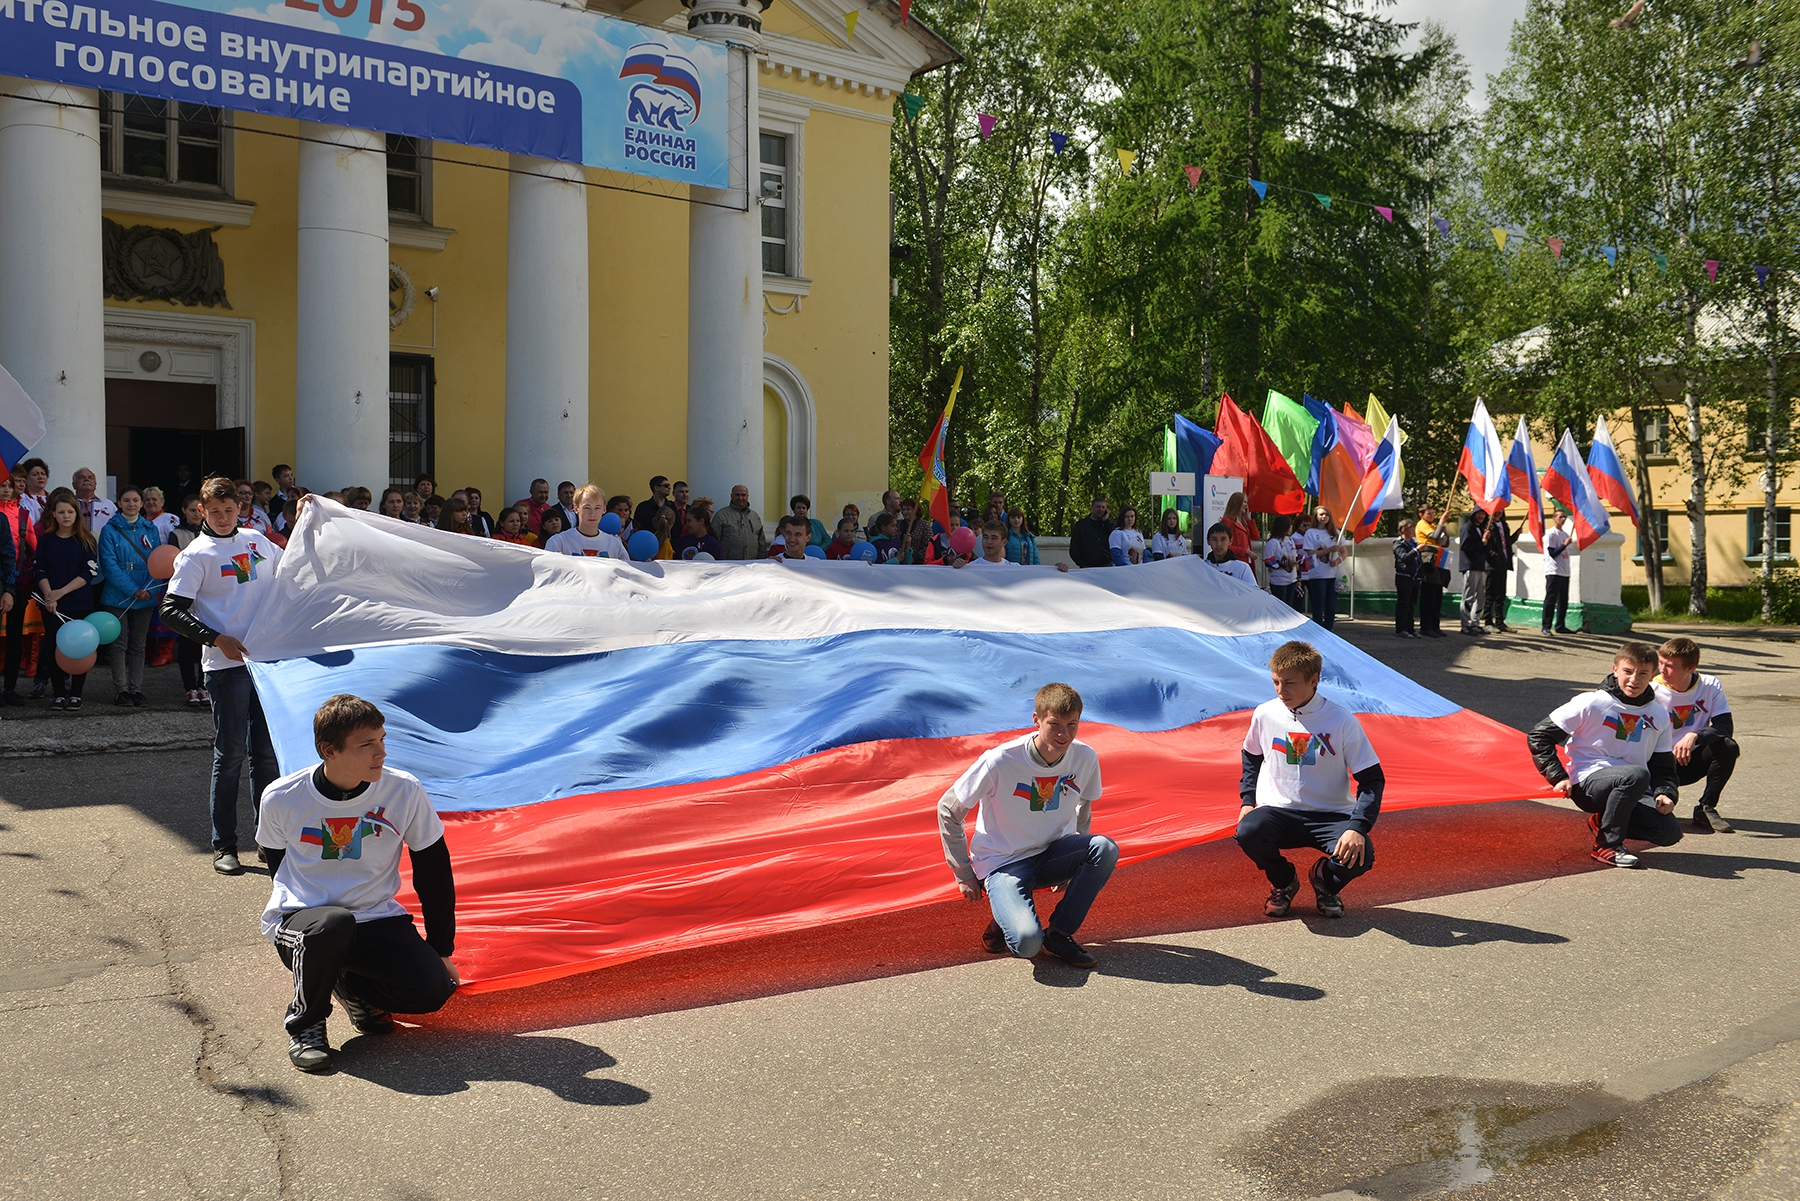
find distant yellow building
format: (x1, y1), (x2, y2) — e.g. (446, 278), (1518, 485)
(7, 0), (954, 525)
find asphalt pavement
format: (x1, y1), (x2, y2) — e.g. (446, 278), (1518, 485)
(1, 620), (1796, 1200)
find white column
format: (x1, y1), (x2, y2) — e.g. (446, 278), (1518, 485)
(505, 156), (589, 505)
(295, 123), (390, 493)
(685, 2), (765, 509)
(0, 78), (105, 483)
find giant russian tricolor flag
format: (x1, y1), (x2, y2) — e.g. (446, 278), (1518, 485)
(1459, 399), (1512, 515)
(1586, 414), (1640, 529)
(1543, 429), (1612, 550)
(243, 501), (1549, 991)
(0, 361), (47, 476)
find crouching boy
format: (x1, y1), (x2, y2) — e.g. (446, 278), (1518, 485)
(937, 683), (1119, 968)
(1527, 641), (1682, 868)
(1235, 641), (1385, 918)
(257, 695), (459, 1071)
(1655, 636), (1740, 833)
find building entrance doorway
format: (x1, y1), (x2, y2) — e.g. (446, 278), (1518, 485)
(105, 378), (242, 499)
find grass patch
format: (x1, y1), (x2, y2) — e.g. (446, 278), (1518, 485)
(1623, 583), (1784, 624)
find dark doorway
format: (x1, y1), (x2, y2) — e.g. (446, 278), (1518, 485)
(390, 353), (434, 490)
(106, 378), (239, 497)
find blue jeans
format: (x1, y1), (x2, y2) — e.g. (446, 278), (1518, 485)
(1306, 578), (1337, 630)
(1235, 806), (1374, 893)
(1571, 764), (1683, 849)
(983, 833), (1119, 957)
(207, 665), (279, 852)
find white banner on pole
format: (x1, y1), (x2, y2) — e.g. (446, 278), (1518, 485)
(1201, 475), (1244, 534)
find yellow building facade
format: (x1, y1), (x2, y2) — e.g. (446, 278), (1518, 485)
(77, 0), (953, 522)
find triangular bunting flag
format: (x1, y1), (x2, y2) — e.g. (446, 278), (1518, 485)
(1602, 245), (1618, 267)
(1755, 265), (1771, 287)
(1184, 164), (1202, 190)
(900, 0), (912, 24)
(1374, 205), (1394, 223)
(1548, 237), (1564, 260)
(977, 113), (996, 140)
(1653, 251), (1668, 274)
(845, 10), (857, 42)
(1434, 216), (1451, 239)
(1313, 193), (1332, 209)
(1116, 149), (1135, 175)
(1705, 259), (1720, 282)
(1492, 227), (1509, 250)
(1050, 131), (1068, 155)
(901, 93), (924, 121)
(1249, 179), (1268, 200)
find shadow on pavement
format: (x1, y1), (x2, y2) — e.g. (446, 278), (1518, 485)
(1298, 906), (1572, 948)
(425, 800), (1600, 1036)
(1648, 852), (1800, 881)
(1032, 941), (1329, 999)
(331, 1031), (651, 1104)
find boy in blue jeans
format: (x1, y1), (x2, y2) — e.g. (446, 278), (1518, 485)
(937, 683), (1119, 968)
(1236, 641), (1386, 918)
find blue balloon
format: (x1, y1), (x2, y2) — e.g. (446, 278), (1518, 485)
(851, 541), (878, 562)
(804, 545), (826, 559)
(599, 512), (623, 536)
(627, 529), (660, 561)
(85, 610), (122, 646)
(56, 618), (101, 659)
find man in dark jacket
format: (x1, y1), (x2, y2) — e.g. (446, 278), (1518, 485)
(1483, 510), (1516, 630)
(1069, 496), (1116, 569)
(1457, 509), (1490, 634)
(1526, 641), (1682, 868)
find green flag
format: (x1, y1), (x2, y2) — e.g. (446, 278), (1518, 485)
(1262, 390), (1319, 492)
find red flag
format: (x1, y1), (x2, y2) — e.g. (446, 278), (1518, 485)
(1212, 393), (1306, 515)
(900, 0), (911, 23)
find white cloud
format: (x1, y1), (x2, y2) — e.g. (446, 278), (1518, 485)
(1388, 0), (1530, 109)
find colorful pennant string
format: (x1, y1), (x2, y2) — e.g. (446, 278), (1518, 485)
(977, 113), (996, 140)
(1374, 205), (1393, 223)
(1653, 251), (1668, 274)
(900, 0), (912, 24)
(1492, 228), (1509, 250)
(844, 11), (857, 42)
(1755, 265), (1771, 287)
(1184, 164), (1202, 190)
(1313, 193), (1332, 209)
(901, 93), (924, 121)
(1602, 246), (1618, 267)
(1249, 179), (1268, 200)
(1117, 149), (1136, 175)
(1548, 237), (1564, 260)
(1050, 131), (1069, 155)
(1433, 216), (1451, 239)
(1706, 259), (1720, 281)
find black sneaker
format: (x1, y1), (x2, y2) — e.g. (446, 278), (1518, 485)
(50, 697), (66, 712)
(980, 919), (1008, 955)
(130, 691), (146, 708)
(115, 691), (133, 706)
(287, 1021), (332, 1072)
(1310, 858), (1345, 918)
(1554, 626), (1575, 635)
(67, 697), (81, 712)
(1264, 875), (1302, 918)
(213, 851), (243, 876)
(1696, 805), (1734, 834)
(1040, 930), (1097, 969)
(333, 981), (395, 1035)
(29, 681), (46, 700)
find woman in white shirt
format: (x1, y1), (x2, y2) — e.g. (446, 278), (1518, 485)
(1150, 508), (1188, 560)
(1109, 506), (1147, 565)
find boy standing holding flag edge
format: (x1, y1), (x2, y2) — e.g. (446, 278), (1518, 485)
(938, 683), (1118, 968)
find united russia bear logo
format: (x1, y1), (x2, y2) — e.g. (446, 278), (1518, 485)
(620, 42), (703, 131)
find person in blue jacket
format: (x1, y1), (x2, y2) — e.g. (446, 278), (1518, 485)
(1004, 508), (1041, 565)
(98, 485), (161, 707)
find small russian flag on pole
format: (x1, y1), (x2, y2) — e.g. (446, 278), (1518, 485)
(1586, 413), (1639, 529)
(0, 361), (48, 477)
(1506, 415), (1545, 547)
(1542, 430), (1612, 550)
(1457, 399), (1512, 514)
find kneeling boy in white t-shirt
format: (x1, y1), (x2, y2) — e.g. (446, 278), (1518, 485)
(1235, 641), (1385, 918)
(257, 695), (459, 1072)
(937, 683), (1118, 967)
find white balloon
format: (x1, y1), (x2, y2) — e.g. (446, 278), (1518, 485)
(692, 551), (715, 561)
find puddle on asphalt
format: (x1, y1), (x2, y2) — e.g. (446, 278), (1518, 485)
(1226, 1073), (1776, 1199)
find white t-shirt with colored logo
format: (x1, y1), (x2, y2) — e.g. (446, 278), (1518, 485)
(166, 527), (284, 674)
(1301, 528), (1342, 580)
(943, 734), (1103, 880)
(255, 766), (447, 941)
(1653, 673), (1730, 736)
(1243, 693), (1380, 815)
(1548, 689), (1676, 784)
(544, 528), (629, 560)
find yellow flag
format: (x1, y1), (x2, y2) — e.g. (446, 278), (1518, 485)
(1491, 227), (1509, 251)
(1117, 149), (1135, 175)
(1366, 394), (1406, 488)
(845, 10), (857, 41)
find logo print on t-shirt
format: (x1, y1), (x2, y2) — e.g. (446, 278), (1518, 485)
(1273, 732), (1336, 766)
(219, 546), (266, 583)
(299, 807), (395, 860)
(1668, 699), (1707, 729)
(1603, 712), (1657, 742)
(1012, 775), (1077, 811)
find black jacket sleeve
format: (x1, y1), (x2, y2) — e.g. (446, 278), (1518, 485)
(261, 846), (285, 875)
(1527, 717), (1571, 785)
(409, 837), (456, 956)
(1239, 751), (1264, 808)
(160, 593), (222, 646)
(1648, 751), (1678, 802)
(1350, 764), (1385, 833)
(1694, 712), (1734, 745)
(0, 513), (15, 591)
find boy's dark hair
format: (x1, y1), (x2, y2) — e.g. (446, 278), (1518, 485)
(1659, 636), (1701, 667)
(1615, 641), (1658, 668)
(199, 476), (238, 505)
(1206, 522), (1231, 540)
(182, 493), (202, 509)
(983, 519), (1006, 535)
(1269, 640), (1324, 679)
(1269, 514), (1293, 537)
(837, 515), (857, 532)
(780, 514), (808, 534)
(273, 463), (292, 476)
(1034, 682), (1083, 717)
(650, 475), (669, 489)
(315, 695), (384, 752)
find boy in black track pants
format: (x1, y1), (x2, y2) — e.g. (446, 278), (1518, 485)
(1654, 636), (1741, 834)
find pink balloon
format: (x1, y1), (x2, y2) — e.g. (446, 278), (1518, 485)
(147, 544), (179, 579)
(55, 650), (97, 675)
(949, 526), (978, 556)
